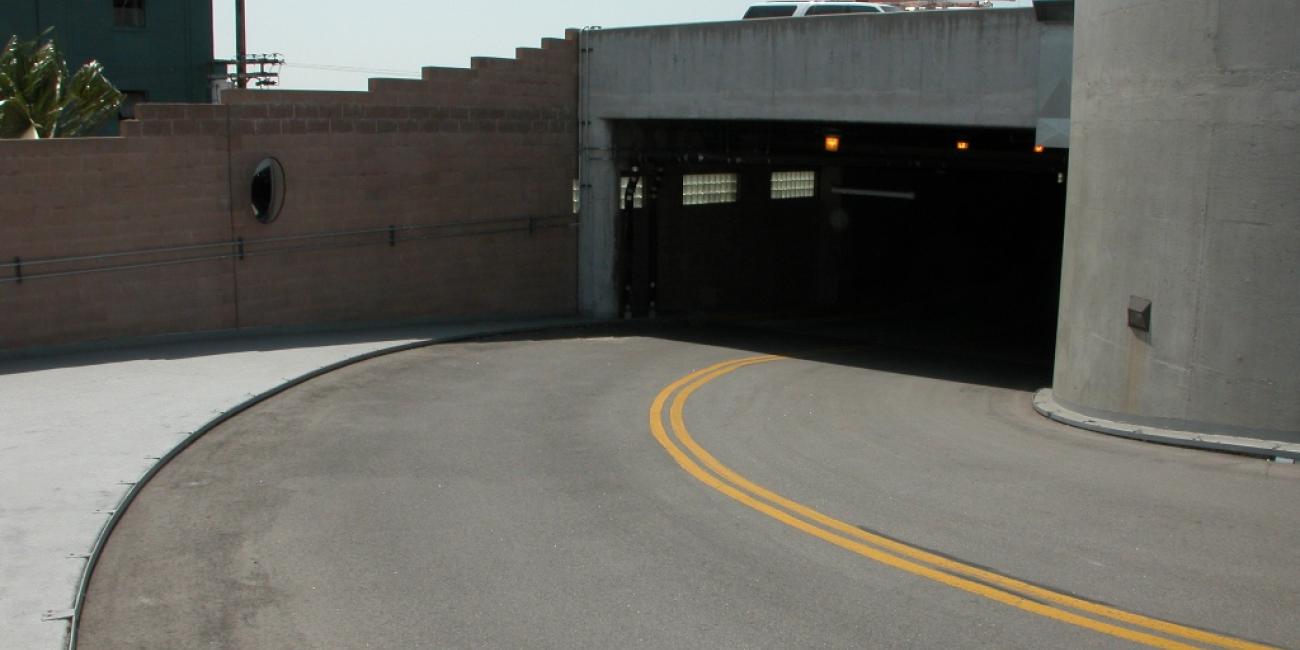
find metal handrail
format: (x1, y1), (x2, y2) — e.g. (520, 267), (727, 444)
(0, 215), (571, 267)
(1, 215), (575, 285)
(1, 240), (238, 269)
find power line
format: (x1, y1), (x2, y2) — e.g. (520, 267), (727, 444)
(214, 54), (284, 87)
(282, 62), (422, 77)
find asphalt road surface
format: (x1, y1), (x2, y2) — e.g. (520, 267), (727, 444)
(78, 326), (1300, 649)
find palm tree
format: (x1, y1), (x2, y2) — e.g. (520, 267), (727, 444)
(0, 30), (123, 139)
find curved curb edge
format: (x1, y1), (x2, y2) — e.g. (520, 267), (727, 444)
(65, 318), (599, 650)
(1032, 389), (1300, 463)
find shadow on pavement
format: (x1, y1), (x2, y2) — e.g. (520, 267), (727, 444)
(478, 315), (1053, 393)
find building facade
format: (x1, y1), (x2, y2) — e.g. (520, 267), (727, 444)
(0, 0), (214, 119)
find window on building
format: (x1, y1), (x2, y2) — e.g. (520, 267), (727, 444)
(682, 173), (738, 206)
(117, 91), (148, 120)
(113, 0), (146, 28)
(572, 179), (581, 214)
(771, 171), (816, 199)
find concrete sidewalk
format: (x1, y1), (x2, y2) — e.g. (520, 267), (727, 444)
(0, 318), (587, 650)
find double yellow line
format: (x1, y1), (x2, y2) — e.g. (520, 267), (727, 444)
(649, 355), (1276, 650)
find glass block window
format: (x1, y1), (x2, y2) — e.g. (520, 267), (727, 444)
(771, 171), (816, 199)
(682, 173), (738, 206)
(619, 176), (645, 209)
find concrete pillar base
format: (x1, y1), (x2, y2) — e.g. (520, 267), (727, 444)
(1033, 390), (1300, 462)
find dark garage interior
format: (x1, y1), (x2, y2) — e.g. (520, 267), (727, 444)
(612, 119), (1068, 372)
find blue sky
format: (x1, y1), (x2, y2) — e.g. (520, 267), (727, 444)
(211, 1), (1037, 90)
(211, 1), (757, 90)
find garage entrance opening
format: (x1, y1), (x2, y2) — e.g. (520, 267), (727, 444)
(611, 120), (1067, 373)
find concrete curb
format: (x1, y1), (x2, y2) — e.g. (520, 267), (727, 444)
(64, 318), (600, 650)
(1033, 389), (1300, 463)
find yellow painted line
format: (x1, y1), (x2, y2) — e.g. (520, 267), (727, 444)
(669, 359), (1275, 650)
(650, 356), (1277, 650)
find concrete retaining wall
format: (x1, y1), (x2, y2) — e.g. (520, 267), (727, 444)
(577, 9), (1045, 316)
(1052, 0), (1300, 440)
(583, 9), (1041, 127)
(0, 35), (579, 352)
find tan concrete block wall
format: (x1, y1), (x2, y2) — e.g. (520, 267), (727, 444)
(0, 33), (578, 351)
(0, 135), (237, 349)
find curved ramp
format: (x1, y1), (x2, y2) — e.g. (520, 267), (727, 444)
(77, 330), (1299, 648)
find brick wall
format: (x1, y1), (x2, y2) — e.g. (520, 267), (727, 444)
(0, 33), (578, 351)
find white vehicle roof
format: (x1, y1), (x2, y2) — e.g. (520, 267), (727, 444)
(743, 2), (904, 19)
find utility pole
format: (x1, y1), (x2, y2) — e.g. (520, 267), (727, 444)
(236, 0), (247, 89)
(212, 0), (280, 92)
(215, 0), (281, 90)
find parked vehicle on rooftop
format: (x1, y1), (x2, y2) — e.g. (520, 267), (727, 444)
(743, 2), (903, 19)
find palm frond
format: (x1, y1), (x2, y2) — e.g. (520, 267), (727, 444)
(57, 60), (123, 137)
(0, 29), (121, 139)
(0, 97), (35, 137)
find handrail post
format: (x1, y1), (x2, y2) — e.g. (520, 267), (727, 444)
(14, 257), (22, 284)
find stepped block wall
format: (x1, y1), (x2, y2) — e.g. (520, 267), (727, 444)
(0, 32), (579, 351)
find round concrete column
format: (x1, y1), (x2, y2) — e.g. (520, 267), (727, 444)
(1051, 0), (1300, 441)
